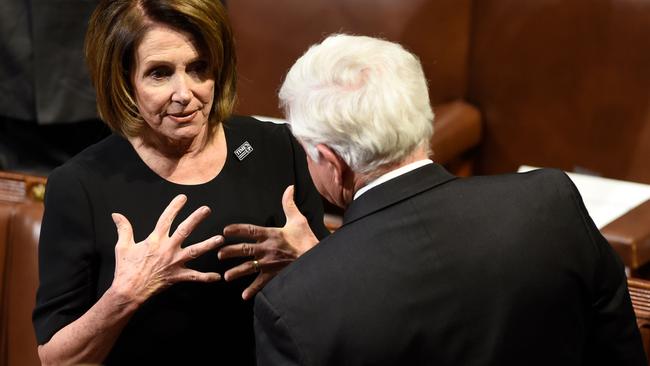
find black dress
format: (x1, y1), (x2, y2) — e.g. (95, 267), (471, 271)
(33, 115), (328, 365)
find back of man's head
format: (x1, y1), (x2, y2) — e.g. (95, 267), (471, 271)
(279, 34), (434, 175)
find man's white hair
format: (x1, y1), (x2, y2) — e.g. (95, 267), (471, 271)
(279, 33), (434, 175)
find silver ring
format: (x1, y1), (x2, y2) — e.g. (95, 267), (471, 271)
(252, 260), (260, 272)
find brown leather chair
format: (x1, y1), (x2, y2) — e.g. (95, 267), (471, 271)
(229, 0), (483, 176)
(628, 278), (650, 362)
(0, 202), (42, 366)
(230, 0), (649, 181)
(0, 172), (45, 366)
(468, 0), (650, 182)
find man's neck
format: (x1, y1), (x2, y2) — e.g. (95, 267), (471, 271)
(350, 146), (431, 201)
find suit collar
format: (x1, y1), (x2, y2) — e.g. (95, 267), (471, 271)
(342, 163), (456, 226)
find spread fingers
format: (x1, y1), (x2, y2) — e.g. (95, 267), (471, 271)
(153, 194), (188, 237)
(172, 268), (222, 283)
(169, 206), (211, 244)
(218, 243), (258, 260)
(223, 223), (270, 241)
(181, 235), (224, 262)
(242, 273), (272, 300)
(223, 260), (263, 282)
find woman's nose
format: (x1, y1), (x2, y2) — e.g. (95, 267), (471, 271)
(171, 75), (192, 105)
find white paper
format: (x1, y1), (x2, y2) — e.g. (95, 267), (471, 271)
(518, 166), (650, 229)
(252, 115), (286, 124)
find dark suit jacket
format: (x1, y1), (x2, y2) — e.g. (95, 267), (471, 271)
(254, 164), (646, 366)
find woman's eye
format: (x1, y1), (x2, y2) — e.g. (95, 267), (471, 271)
(188, 61), (209, 77)
(149, 67), (171, 80)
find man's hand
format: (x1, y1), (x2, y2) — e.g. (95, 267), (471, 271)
(219, 185), (319, 300)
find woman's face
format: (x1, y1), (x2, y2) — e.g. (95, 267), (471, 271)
(132, 24), (215, 144)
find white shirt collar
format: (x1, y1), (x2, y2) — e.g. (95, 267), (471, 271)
(353, 159), (434, 200)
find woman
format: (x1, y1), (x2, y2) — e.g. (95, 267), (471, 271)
(32, 0), (327, 364)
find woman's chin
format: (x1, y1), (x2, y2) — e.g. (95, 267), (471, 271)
(167, 122), (207, 138)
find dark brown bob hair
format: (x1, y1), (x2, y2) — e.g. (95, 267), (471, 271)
(84, 0), (236, 137)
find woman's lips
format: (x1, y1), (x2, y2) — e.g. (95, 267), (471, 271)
(167, 110), (198, 123)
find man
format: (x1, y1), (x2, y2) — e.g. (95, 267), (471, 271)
(253, 34), (646, 365)
(0, 0), (107, 173)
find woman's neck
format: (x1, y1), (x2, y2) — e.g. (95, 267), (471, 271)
(129, 124), (227, 185)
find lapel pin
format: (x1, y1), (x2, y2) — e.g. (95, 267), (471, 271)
(234, 141), (254, 161)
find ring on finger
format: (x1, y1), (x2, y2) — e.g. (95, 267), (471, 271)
(252, 260), (260, 273)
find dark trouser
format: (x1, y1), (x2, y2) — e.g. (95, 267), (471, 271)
(0, 116), (110, 175)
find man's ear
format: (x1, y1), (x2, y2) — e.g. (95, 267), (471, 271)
(315, 144), (349, 186)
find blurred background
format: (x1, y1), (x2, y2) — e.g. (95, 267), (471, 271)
(0, 1), (650, 364)
(1, 0), (109, 175)
(2, 0), (649, 181)
(230, 0), (650, 183)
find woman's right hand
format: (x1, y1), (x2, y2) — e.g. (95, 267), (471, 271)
(38, 194), (223, 366)
(110, 194), (223, 306)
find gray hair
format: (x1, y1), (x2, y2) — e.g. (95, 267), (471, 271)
(279, 34), (434, 174)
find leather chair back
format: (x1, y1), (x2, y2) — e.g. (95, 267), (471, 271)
(0, 172), (45, 366)
(468, 0), (650, 182)
(0, 202), (42, 366)
(229, 0), (650, 184)
(229, 0), (474, 117)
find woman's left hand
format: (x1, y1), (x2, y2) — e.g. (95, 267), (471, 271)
(218, 185), (318, 300)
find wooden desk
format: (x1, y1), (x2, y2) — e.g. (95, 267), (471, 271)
(603, 200), (650, 275)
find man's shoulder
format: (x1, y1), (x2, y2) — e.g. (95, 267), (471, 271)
(451, 168), (576, 201)
(260, 168), (580, 301)
(462, 167), (570, 187)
